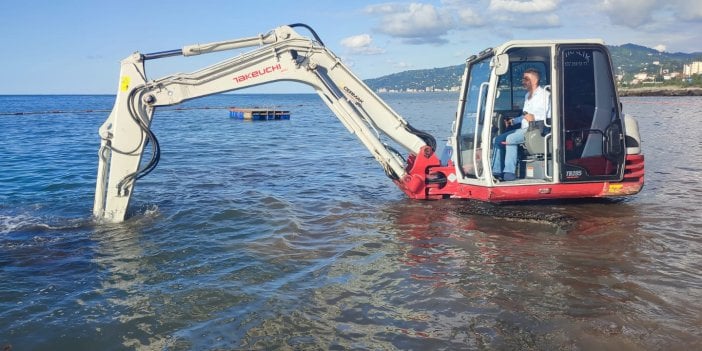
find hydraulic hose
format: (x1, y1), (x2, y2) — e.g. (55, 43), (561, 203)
(406, 125), (437, 152)
(288, 23), (325, 46)
(116, 87), (161, 196)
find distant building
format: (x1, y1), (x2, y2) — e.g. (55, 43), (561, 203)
(634, 73), (649, 81)
(683, 61), (702, 77)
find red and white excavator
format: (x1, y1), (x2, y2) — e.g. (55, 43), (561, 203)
(93, 24), (644, 223)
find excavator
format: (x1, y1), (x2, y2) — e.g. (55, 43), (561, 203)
(93, 24), (644, 223)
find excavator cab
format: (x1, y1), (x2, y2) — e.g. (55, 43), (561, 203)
(453, 40), (632, 194)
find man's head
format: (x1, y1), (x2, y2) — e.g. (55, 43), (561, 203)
(522, 68), (540, 92)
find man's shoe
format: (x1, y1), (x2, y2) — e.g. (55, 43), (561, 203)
(502, 172), (516, 181)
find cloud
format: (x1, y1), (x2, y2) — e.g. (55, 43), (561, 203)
(365, 2), (455, 44)
(359, 0), (700, 49)
(341, 34), (373, 48)
(340, 34), (386, 55)
(671, 0), (702, 21)
(483, 0), (561, 28)
(599, 0), (702, 30)
(599, 0), (657, 28)
(489, 0), (560, 13)
(364, 2), (406, 14)
(654, 44), (667, 52)
(513, 13), (561, 28)
(457, 8), (485, 26)
(439, 0), (470, 7)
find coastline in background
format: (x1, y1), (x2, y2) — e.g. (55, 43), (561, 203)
(618, 86), (702, 96)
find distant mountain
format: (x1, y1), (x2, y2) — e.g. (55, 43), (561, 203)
(364, 65), (463, 92)
(608, 43), (702, 77)
(363, 44), (702, 92)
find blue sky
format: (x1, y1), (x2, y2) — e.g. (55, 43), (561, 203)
(1, 0), (701, 94)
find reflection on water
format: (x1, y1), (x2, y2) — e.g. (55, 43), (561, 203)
(91, 215), (173, 349)
(1, 94), (701, 350)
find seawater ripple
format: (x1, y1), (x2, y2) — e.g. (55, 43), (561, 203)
(1, 94), (701, 350)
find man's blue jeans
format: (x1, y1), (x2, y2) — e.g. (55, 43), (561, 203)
(492, 127), (526, 176)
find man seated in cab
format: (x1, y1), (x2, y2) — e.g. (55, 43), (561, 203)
(492, 68), (551, 181)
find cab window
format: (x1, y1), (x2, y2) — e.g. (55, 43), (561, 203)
(494, 48), (550, 114)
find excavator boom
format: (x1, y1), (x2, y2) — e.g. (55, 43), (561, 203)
(93, 24), (440, 223)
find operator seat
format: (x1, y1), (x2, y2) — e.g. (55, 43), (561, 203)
(524, 121), (548, 155)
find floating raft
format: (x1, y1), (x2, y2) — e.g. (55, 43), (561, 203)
(228, 108), (290, 120)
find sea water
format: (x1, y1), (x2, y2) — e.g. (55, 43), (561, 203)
(1, 93), (701, 350)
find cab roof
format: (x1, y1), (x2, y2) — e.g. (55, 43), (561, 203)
(492, 39), (606, 55)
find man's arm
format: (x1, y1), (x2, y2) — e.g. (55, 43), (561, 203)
(507, 114), (524, 127)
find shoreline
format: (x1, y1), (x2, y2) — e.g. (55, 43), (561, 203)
(618, 86), (702, 97)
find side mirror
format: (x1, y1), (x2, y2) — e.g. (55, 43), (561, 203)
(492, 54), (509, 76)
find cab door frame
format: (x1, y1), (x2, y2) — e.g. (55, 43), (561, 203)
(557, 44), (626, 182)
(454, 49), (499, 186)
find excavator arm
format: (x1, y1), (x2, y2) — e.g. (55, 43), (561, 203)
(93, 24), (442, 223)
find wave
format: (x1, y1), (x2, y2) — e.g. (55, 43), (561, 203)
(0, 213), (92, 235)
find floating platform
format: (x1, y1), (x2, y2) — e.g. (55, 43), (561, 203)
(229, 108), (290, 120)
